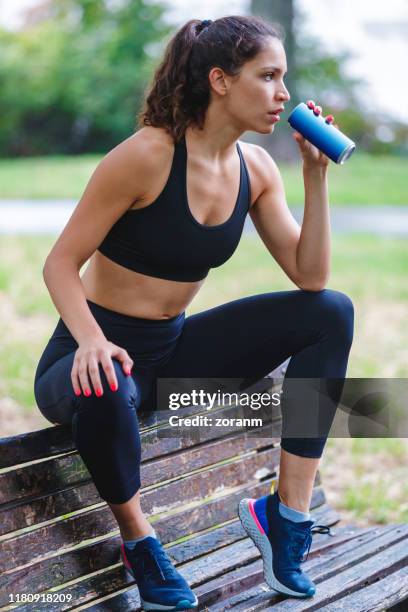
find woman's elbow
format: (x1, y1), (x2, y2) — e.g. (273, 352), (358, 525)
(43, 255), (78, 280)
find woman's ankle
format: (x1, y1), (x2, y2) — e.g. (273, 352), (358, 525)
(120, 520), (154, 541)
(277, 488), (311, 514)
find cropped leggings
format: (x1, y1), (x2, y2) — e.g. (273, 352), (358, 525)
(34, 289), (354, 504)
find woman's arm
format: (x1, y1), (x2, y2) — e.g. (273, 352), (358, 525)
(43, 258), (106, 344)
(42, 132), (169, 394)
(43, 133), (165, 344)
(295, 164), (330, 290)
(248, 137), (332, 291)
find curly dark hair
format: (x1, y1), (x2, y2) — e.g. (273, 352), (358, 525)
(137, 15), (284, 143)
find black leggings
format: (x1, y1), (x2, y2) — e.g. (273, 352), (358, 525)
(34, 289), (354, 504)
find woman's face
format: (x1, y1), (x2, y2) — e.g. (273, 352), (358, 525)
(222, 37), (290, 134)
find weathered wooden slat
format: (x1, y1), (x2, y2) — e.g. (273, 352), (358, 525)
(76, 503), (337, 612)
(14, 566), (135, 612)
(189, 524), (390, 610)
(0, 407), (179, 470)
(0, 444), (280, 540)
(0, 521), (244, 606)
(267, 533), (408, 611)
(214, 525), (408, 611)
(195, 525), (370, 611)
(196, 559), (265, 611)
(0, 429), (279, 534)
(140, 401), (278, 462)
(0, 476), (268, 572)
(0, 424), (278, 507)
(320, 565), (408, 612)
(8, 360), (407, 612)
(306, 523), (407, 578)
(0, 401), (279, 497)
(78, 587), (142, 612)
(202, 525), (400, 611)
(0, 476), (326, 577)
(141, 446), (281, 516)
(1, 496), (335, 608)
(141, 426), (278, 491)
(0, 482), (99, 537)
(12, 499), (336, 612)
(0, 379), (282, 468)
(0, 453), (88, 506)
(0, 426), (74, 470)
(57, 528), (408, 612)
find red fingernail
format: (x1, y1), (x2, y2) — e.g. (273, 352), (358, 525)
(75, 389), (81, 396)
(84, 389), (91, 397)
(96, 388), (103, 397)
(325, 114), (334, 124)
(313, 107), (322, 115)
(110, 383), (118, 392)
(307, 100), (315, 109)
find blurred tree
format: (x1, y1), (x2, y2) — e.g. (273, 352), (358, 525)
(249, 0), (297, 160)
(252, 0), (297, 103)
(0, 1), (404, 157)
(0, 0), (171, 155)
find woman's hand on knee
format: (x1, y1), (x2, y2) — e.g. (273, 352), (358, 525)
(71, 340), (134, 397)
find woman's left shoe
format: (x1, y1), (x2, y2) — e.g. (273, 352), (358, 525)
(121, 536), (198, 610)
(238, 490), (332, 598)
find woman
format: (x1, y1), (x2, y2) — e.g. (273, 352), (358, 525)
(34, 15), (354, 610)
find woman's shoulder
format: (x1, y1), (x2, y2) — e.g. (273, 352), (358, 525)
(129, 125), (175, 152)
(106, 126), (175, 176)
(238, 140), (278, 172)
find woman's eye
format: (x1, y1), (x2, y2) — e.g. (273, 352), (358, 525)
(264, 73), (275, 81)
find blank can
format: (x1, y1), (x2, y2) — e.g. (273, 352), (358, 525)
(287, 102), (356, 164)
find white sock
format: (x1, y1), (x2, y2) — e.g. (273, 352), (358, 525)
(279, 500), (311, 522)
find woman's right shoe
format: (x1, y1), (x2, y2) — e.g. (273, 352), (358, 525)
(238, 490), (332, 598)
(121, 536), (198, 610)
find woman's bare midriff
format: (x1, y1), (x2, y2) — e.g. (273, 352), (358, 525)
(80, 250), (204, 319)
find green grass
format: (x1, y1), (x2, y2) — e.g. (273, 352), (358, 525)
(0, 232), (406, 413)
(194, 232), (408, 308)
(321, 438), (408, 524)
(0, 152), (407, 205)
(283, 152), (408, 206)
(0, 155), (101, 200)
(0, 232), (407, 523)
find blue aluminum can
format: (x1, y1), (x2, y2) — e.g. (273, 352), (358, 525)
(287, 102), (356, 164)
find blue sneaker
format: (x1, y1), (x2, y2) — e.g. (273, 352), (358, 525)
(121, 536), (198, 610)
(238, 490), (332, 598)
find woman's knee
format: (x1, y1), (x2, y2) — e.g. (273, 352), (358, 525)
(34, 352), (78, 425)
(100, 359), (137, 397)
(314, 289), (354, 326)
(307, 288), (354, 343)
(77, 360), (139, 416)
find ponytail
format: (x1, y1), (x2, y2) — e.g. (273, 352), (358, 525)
(137, 16), (284, 142)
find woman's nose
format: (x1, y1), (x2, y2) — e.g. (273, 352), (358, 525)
(280, 85), (290, 102)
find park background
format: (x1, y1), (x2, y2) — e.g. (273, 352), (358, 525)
(0, 0), (407, 526)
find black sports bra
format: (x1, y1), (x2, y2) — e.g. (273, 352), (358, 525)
(97, 135), (251, 282)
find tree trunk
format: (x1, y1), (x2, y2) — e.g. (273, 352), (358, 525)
(250, 0), (300, 162)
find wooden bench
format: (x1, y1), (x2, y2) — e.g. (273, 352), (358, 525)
(1, 365), (407, 611)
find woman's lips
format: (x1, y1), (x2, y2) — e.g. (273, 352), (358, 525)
(267, 112), (281, 122)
